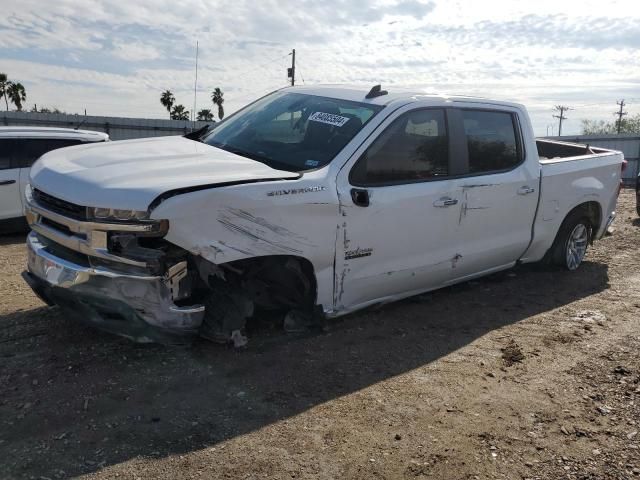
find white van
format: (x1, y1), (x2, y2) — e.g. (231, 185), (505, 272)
(0, 127), (109, 229)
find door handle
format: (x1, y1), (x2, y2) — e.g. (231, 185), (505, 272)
(351, 188), (370, 207)
(517, 186), (535, 195)
(0, 180), (16, 186)
(433, 197), (458, 207)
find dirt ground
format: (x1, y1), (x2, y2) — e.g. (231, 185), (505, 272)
(1, 190), (640, 480)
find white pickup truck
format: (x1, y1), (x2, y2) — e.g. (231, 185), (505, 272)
(22, 85), (624, 345)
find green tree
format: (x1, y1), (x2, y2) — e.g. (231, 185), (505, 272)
(581, 115), (640, 135)
(197, 108), (214, 121)
(160, 90), (175, 119)
(580, 120), (614, 135)
(171, 104), (189, 121)
(7, 82), (26, 111)
(211, 87), (224, 120)
(0, 73), (9, 111)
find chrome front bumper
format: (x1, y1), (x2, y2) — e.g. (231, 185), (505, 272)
(24, 232), (204, 343)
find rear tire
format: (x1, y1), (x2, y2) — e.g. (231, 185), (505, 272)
(549, 211), (591, 271)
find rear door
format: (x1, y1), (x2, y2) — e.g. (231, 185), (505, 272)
(0, 139), (22, 220)
(335, 106), (463, 311)
(447, 107), (540, 281)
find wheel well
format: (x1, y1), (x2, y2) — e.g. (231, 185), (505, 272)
(218, 255), (318, 310)
(567, 201), (602, 234)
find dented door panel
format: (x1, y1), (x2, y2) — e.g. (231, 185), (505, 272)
(334, 181), (460, 311)
(447, 169), (539, 281)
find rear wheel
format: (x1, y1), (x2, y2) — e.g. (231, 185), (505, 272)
(550, 212), (591, 271)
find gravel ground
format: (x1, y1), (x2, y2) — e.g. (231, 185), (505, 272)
(1, 190), (639, 480)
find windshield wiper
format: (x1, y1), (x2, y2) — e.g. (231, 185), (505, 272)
(183, 124), (213, 142)
(210, 142), (295, 172)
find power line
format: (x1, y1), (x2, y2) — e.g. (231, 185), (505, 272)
(228, 83), (290, 105)
(572, 99), (636, 109)
(553, 105), (571, 136)
(167, 52), (289, 98)
(295, 59), (307, 85)
(614, 99), (627, 134)
(572, 101), (618, 109)
(229, 53), (291, 81)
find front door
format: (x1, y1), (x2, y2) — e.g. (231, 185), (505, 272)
(0, 139), (22, 221)
(334, 107), (462, 312)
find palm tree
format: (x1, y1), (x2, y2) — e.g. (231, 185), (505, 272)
(171, 104), (189, 121)
(211, 87), (224, 120)
(197, 108), (214, 121)
(160, 90), (175, 119)
(7, 82), (26, 111)
(0, 73), (9, 111)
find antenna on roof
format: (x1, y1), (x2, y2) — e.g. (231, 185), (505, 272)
(365, 84), (388, 99)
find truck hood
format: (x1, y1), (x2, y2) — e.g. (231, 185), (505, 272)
(30, 136), (300, 211)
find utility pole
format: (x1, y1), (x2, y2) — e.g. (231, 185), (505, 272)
(192, 41), (199, 125)
(288, 49), (296, 86)
(614, 99), (627, 134)
(553, 105), (570, 136)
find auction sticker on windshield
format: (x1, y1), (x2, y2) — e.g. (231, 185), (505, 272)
(309, 112), (350, 127)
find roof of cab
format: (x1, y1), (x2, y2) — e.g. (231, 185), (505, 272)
(284, 84), (525, 111)
(0, 126), (109, 142)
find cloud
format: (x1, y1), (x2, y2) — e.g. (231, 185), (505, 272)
(388, 0), (435, 18)
(413, 13), (640, 51)
(111, 41), (161, 62)
(0, 0), (638, 135)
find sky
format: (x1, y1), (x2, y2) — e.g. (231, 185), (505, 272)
(0, 0), (639, 136)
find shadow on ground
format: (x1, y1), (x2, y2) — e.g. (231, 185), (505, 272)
(0, 217), (29, 241)
(0, 261), (609, 478)
(0, 233), (26, 246)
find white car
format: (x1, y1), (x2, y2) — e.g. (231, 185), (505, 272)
(0, 127), (108, 229)
(22, 85), (624, 345)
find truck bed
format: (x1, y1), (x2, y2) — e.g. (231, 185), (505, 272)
(536, 138), (612, 162)
(520, 139), (624, 263)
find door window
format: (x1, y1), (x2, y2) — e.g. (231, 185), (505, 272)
(13, 138), (83, 168)
(462, 110), (521, 173)
(0, 139), (13, 170)
(350, 109), (449, 186)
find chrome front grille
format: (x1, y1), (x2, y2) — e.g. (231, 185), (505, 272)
(32, 188), (87, 221)
(26, 190), (161, 269)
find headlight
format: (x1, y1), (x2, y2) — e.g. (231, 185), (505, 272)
(88, 206), (169, 234)
(88, 207), (151, 222)
(24, 183), (33, 203)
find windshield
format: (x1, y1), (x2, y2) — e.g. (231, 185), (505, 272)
(203, 92), (383, 172)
